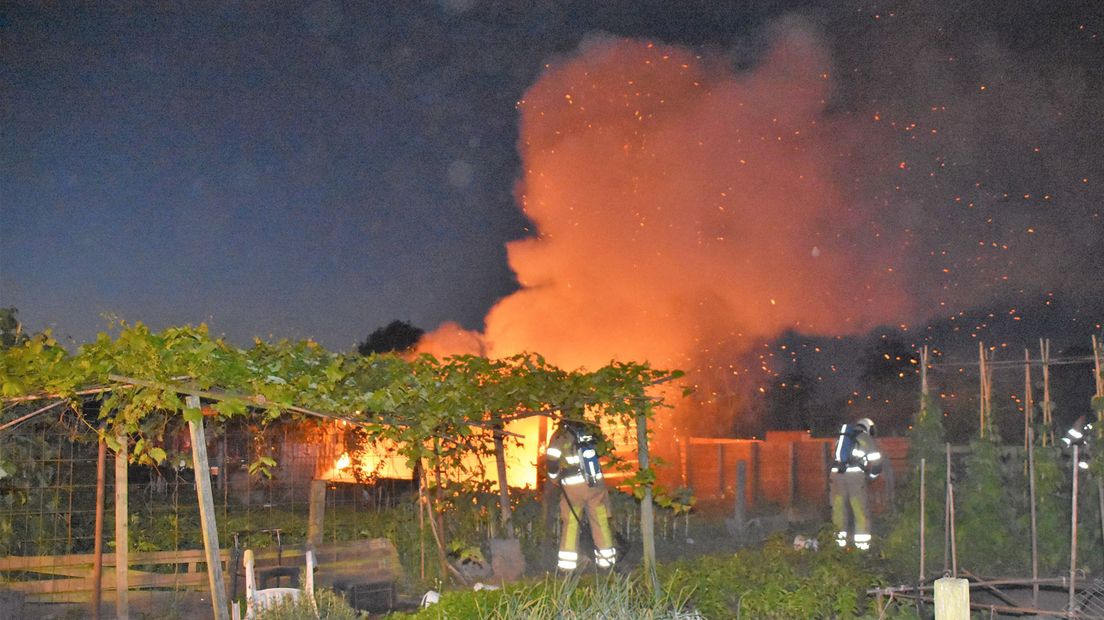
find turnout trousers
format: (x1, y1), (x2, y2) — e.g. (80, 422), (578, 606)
(830, 470), (872, 549)
(557, 481), (617, 570)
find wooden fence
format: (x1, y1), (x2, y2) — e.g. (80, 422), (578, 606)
(679, 432), (910, 513)
(0, 538), (400, 605)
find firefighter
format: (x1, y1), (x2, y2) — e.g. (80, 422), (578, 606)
(544, 416), (617, 571)
(829, 417), (883, 551)
(1061, 411), (1099, 471)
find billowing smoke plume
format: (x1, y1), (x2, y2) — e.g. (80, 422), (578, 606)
(423, 22), (911, 434)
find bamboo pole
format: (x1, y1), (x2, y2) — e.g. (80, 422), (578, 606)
(114, 433), (128, 620)
(1094, 334), (1104, 579)
(920, 457), (926, 583)
(921, 345), (930, 400)
(185, 396), (229, 620)
(1041, 339), (1053, 446)
(944, 444), (951, 575)
(1024, 349), (1033, 451)
(1070, 445), (1080, 616)
(91, 437), (106, 620)
(979, 343), (986, 438)
(1094, 334), (1103, 396)
(1028, 427), (1039, 609)
(946, 443), (958, 577)
(0, 399), (66, 433)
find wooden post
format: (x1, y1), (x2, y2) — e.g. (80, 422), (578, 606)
(493, 427), (514, 538)
(114, 433), (129, 620)
(186, 396), (230, 620)
(91, 437), (106, 620)
(431, 442), (449, 581)
(933, 577), (970, 620)
(537, 416), (548, 493)
(637, 412), (657, 591)
(307, 479), (327, 549)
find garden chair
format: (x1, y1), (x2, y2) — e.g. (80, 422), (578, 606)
(242, 548), (317, 619)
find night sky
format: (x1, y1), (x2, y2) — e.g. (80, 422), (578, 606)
(3, 0), (1103, 367)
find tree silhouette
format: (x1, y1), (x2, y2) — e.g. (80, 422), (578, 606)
(0, 307), (26, 349)
(356, 320), (425, 355)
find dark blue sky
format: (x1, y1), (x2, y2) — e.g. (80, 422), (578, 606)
(3, 1), (1103, 354)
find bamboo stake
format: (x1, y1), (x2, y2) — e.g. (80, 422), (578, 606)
(1028, 428), (1039, 609)
(1041, 339), (1053, 446)
(1094, 335), (1104, 579)
(946, 443), (958, 577)
(921, 345), (930, 400)
(979, 343), (987, 438)
(91, 437), (106, 620)
(944, 444), (951, 575)
(1094, 334), (1103, 395)
(1070, 445), (1080, 615)
(920, 457), (926, 583)
(1024, 349), (1033, 451)
(0, 399), (66, 433)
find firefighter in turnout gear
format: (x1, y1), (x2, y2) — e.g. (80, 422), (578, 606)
(544, 417), (617, 572)
(830, 417), (882, 551)
(1061, 411), (1099, 471)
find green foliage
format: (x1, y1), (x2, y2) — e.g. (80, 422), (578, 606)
(1, 321), (685, 536)
(660, 535), (880, 619)
(1031, 444), (1070, 573)
(955, 438), (1026, 572)
(392, 571), (698, 620)
(883, 394), (946, 579)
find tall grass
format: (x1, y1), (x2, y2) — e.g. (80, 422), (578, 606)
(395, 571), (701, 619)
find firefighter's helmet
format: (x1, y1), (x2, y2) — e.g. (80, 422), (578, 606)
(855, 417), (875, 435)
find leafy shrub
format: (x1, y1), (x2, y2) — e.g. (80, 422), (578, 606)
(660, 535), (880, 619)
(391, 571), (697, 619)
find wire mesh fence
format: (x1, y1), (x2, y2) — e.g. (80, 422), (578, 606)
(0, 410), (414, 559)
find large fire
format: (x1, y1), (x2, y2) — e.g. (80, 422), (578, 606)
(346, 25), (911, 487)
(319, 418), (546, 488)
